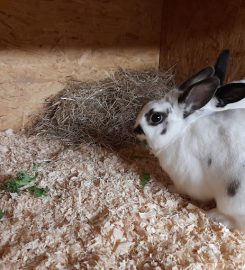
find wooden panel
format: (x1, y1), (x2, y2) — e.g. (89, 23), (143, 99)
(159, 0), (245, 84)
(0, 0), (163, 130)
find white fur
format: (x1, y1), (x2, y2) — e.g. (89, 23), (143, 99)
(135, 90), (245, 231)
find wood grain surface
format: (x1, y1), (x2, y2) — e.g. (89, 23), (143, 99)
(0, 0), (162, 130)
(159, 0), (245, 84)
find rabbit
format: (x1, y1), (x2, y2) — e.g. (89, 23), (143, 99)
(134, 56), (245, 231)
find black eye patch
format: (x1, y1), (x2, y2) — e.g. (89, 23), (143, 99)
(145, 109), (169, 126)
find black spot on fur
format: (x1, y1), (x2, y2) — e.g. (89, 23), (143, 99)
(161, 121), (168, 135)
(183, 104), (199, 119)
(183, 111), (189, 119)
(216, 98), (226, 108)
(134, 125), (145, 135)
(207, 158), (212, 167)
(161, 128), (167, 134)
(183, 110), (193, 119)
(227, 179), (240, 197)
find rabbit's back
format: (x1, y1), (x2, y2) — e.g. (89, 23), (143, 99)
(158, 109), (245, 202)
(190, 109), (245, 168)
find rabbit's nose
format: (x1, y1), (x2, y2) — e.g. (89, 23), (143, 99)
(134, 125), (145, 135)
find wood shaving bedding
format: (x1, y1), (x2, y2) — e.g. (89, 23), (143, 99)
(0, 131), (244, 269)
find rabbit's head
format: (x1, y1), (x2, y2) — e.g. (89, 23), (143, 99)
(134, 73), (220, 152)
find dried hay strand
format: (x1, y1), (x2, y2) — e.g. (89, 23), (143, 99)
(31, 69), (174, 148)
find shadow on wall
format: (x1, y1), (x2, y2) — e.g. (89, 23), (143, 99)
(0, 0), (162, 50)
(159, 0), (245, 83)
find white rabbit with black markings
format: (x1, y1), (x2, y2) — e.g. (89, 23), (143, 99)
(134, 51), (245, 230)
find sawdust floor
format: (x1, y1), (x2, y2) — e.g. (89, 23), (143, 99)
(0, 131), (245, 270)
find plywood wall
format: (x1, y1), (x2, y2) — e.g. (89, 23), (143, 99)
(2, 0), (244, 130)
(159, 0), (245, 85)
(0, 0), (163, 130)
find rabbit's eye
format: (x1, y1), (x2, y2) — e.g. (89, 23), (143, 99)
(150, 112), (163, 125)
(145, 109), (168, 126)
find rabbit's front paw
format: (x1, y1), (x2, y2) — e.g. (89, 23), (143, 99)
(207, 208), (234, 229)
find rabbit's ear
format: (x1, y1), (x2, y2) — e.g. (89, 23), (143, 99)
(214, 49), (230, 85)
(215, 82), (245, 107)
(179, 66), (215, 92)
(179, 77), (220, 117)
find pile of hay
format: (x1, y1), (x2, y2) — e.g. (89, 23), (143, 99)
(31, 69), (174, 148)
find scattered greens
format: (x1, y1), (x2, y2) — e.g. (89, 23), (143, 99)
(29, 186), (49, 197)
(4, 171), (37, 193)
(3, 169), (49, 197)
(140, 172), (151, 187)
(0, 209), (4, 220)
